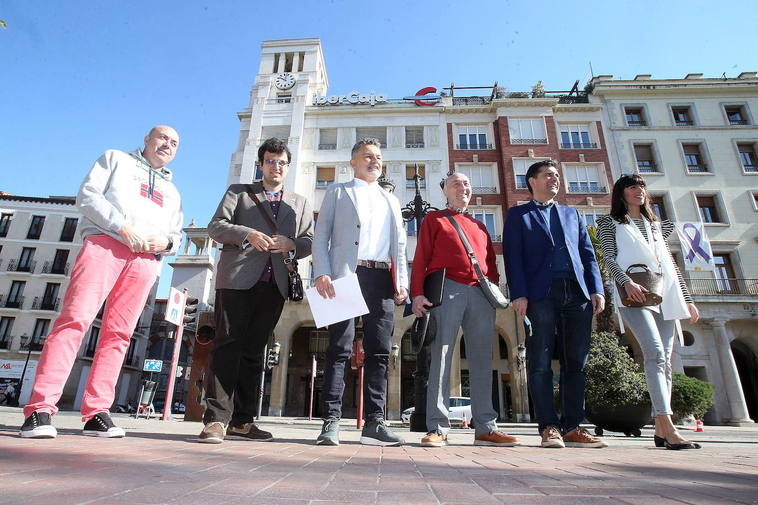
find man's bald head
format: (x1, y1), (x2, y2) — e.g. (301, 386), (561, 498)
(143, 125), (180, 169)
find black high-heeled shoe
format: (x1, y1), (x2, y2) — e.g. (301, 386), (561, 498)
(654, 435), (701, 450)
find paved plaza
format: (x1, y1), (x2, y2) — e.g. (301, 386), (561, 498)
(1, 407), (757, 505)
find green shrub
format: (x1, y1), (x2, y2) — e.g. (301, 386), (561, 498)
(585, 331), (650, 410)
(671, 372), (714, 421)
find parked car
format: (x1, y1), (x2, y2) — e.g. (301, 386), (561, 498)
(400, 397), (474, 428)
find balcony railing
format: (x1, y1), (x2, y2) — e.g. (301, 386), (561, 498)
(42, 261), (70, 275)
(455, 144), (493, 150)
(687, 278), (758, 297)
(405, 142), (425, 148)
(406, 180), (426, 189)
(511, 138), (547, 145)
(2, 295), (24, 309)
(21, 340), (45, 352)
(675, 120), (694, 126)
(561, 142), (598, 149)
(567, 185), (607, 194)
(472, 186), (497, 194)
(742, 164), (758, 173)
(687, 164), (709, 173)
(7, 259), (36, 273)
(453, 96), (492, 106)
(729, 119), (749, 125)
(315, 180), (332, 189)
(626, 120), (647, 127)
(32, 296), (60, 311)
(637, 161), (658, 172)
(318, 144), (337, 150)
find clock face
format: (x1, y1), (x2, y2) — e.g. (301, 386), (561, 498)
(275, 72), (296, 90)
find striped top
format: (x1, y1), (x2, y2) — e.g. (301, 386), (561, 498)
(596, 215), (693, 304)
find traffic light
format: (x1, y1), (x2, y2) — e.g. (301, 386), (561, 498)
(266, 342), (281, 370)
(183, 297), (199, 325)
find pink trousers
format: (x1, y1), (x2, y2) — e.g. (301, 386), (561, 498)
(24, 234), (159, 421)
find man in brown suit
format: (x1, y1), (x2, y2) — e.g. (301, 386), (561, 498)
(198, 137), (314, 443)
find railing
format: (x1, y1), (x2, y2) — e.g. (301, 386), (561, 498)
(2, 295), (24, 309)
(561, 142), (598, 149)
(687, 164), (709, 173)
(453, 96), (492, 106)
(567, 185), (607, 194)
(42, 261), (70, 275)
(626, 120), (647, 127)
(742, 164), (758, 173)
(406, 180), (426, 189)
(675, 120), (694, 126)
(637, 161), (658, 172)
(455, 144), (493, 150)
(511, 138), (547, 145)
(21, 340), (44, 352)
(516, 183), (529, 190)
(557, 95), (589, 104)
(687, 278), (758, 297)
(32, 296), (60, 311)
(315, 180), (332, 189)
(318, 144), (337, 150)
(405, 142), (425, 148)
(472, 186), (497, 194)
(729, 119), (749, 125)
(7, 259), (37, 273)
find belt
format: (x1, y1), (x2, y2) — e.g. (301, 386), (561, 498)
(357, 259), (391, 270)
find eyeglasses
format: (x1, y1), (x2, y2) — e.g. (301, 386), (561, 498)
(262, 159), (290, 167)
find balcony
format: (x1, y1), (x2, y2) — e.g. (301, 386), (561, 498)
(453, 96), (492, 106)
(455, 144), (493, 150)
(318, 144), (337, 150)
(472, 186), (497, 194)
(32, 296), (60, 311)
(675, 120), (694, 126)
(1, 295), (25, 309)
(405, 142), (425, 148)
(42, 261), (70, 275)
(742, 164), (758, 173)
(729, 119), (749, 126)
(406, 180), (426, 189)
(511, 138), (547, 145)
(21, 338), (44, 352)
(561, 142), (598, 149)
(688, 278), (758, 297)
(626, 121), (647, 127)
(637, 161), (658, 173)
(315, 180), (332, 189)
(686, 164), (709, 173)
(7, 259), (36, 274)
(567, 185), (607, 194)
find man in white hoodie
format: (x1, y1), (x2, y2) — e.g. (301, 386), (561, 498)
(19, 125), (184, 439)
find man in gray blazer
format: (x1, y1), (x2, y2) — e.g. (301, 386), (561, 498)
(312, 138), (408, 446)
(198, 138), (314, 444)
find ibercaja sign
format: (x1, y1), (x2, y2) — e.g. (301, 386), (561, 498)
(311, 87), (441, 107)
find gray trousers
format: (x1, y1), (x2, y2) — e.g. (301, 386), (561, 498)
(427, 278), (498, 436)
(618, 306), (677, 416)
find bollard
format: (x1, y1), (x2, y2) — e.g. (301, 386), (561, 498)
(695, 420), (704, 432)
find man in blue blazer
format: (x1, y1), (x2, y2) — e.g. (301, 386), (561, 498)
(503, 160), (606, 448)
(312, 138), (408, 447)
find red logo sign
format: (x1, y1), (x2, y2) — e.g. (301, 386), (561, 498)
(414, 87), (438, 107)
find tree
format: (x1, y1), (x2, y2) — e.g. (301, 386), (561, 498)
(587, 225), (616, 333)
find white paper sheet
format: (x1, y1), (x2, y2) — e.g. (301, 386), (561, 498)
(305, 273), (369, 328)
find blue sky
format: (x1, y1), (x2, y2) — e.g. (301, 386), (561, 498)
(2, 0), (756, 296)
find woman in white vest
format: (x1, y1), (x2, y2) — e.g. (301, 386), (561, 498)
(597, 174), (701, 450)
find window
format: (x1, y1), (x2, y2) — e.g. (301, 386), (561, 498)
(309, 330), (330, 356)
(405, 218), (417, 237)
(456, 125), (490, 149)
(18, 247), (36, 272)
(564, 165), (606, 193)
(682, 143), (709, 173)
(125, 338), (137, 366)
(60, 217), (78, 242)
(624, 107), (647, 126)
(85, 326), (100, 358)
(671, 106), (694, 126)
(498, 336), (508, 360)
(7, 281), (25, 308)
(633, 144), (658, 173)
(27, 215), (45, 239)
(253, 165), (263, 181)
(578, 208), (607, 227)
(559, 124), (595, 149)
(724, 105), (749, 125)
(41, 283), (60, 311)
(470, 209), (498, 240)
(650, 195), (669, 220)
(752, 192), (758, 211)
(405, 126), (424, 148)
(696, 195), (722, 223)
(316, 166), (335, 189)
(0, 316), (14, 349)
(318, 129), (337, 150)
(512, 159), (536, 190)
(355, 127), (387, 147)
(405, 164), (426, 189)
(31, 318), (50, 346)
(456, 165), (495, 193)
(0, 213), (12, 237)
(737, 143), (758, 173)
(713, 254), (737, 292)
(51, 249), (69, 275)
(508, 118), (546, 144)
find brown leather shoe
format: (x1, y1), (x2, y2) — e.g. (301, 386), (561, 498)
(540, 426), (565, 448)
(227, 422), (273, 441)
(473, 430), (519, 447)
(563, 427), (608, 448)
(421, 431), (448, 447)
(197, 422), (225, 444)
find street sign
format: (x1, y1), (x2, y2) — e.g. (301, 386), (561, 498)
(164, 287), (186, 326)
(143, 359), (163, 372)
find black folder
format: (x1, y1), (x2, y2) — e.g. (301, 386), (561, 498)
(423, 268), (446, 308)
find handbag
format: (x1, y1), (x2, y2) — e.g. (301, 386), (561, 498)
(248, 189), (304, 302)
(443, 210), (509, 309)
(616, 264), (663, 307)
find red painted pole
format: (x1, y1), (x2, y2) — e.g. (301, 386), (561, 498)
(308, 354), (316, 421)
(356, 366), (364, 429)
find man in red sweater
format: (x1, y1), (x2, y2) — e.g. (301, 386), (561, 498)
(411, 173), (519, 447)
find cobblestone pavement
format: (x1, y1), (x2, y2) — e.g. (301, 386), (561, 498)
(1, 407), (757, 505)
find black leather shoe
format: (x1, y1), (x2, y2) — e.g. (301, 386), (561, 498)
(656, 435), (701, 450)
(654, 435), (665, 448)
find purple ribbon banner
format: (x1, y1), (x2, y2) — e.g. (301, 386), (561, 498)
(681, 223), (712, 264)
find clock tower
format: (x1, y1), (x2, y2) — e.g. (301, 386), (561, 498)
(227, 38), (329, 192)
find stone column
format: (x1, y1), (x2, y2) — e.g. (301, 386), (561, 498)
(269, 319), (298, 417)
(386, 331), (402, 420)
(450, 331), (462, 396)
(711, 319), (754, 425)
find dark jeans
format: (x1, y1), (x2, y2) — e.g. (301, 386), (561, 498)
(203, 281), (285, 426)
(322, 266), (395, 421)
(526, 277), (593, 434)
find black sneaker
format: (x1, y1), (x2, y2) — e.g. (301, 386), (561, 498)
(226, 422), (273, 441)
(20, 411), (57, 439)
(360, 419), (404, 446)
(316, 418), (340, 446)
(82, 412), (125, 438)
